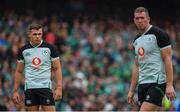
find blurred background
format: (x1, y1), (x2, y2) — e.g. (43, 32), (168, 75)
(0, 0), (180, 111)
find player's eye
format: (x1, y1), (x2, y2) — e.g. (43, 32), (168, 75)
(32, 33), (42, 36)
(135, 17), (145, 20)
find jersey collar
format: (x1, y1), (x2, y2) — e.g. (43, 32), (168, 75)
(30, 40), (43, 48)
(141, 25), (152, 36)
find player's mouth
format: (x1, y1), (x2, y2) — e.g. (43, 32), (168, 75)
(35, 40), (41, 43)
(138, 24), (144, 28)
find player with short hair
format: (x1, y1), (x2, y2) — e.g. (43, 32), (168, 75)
(127, 7), (176, 111)
(13, 23), (62, 111)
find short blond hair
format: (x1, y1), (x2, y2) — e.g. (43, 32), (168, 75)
(134, 7), (149, 17)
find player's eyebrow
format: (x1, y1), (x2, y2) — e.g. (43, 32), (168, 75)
(32, 33), (42, 35)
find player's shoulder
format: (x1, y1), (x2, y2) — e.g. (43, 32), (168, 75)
(40, 41), (54, 49)
(147, 25), (167, 36)
(133, 33), (141, 43)
(41, 41), (59, 56)
(148, 25), (171, 47)
(40, 41), (58, 52)
(19, 43), (32, 51)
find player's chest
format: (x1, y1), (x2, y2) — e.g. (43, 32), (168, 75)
(133, 34), (157, 55)
(23, 48), (51, 63)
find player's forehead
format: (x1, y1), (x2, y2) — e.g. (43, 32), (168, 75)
(134, 12), (147, 18)
(30, 28), (43, 33)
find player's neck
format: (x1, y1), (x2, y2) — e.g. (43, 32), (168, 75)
(30, 40), (43, 47)
(140, 24), (152, 35)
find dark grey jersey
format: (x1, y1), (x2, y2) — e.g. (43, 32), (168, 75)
(133, 25), (171, 84)
(18, 40), (59, 90)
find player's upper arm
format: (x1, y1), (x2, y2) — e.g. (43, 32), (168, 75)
(161, 47), (172, 61)
(50, 45), (60, 70)
(155, 28), (172, 61)
(156, 28), (171, 49)
(134, 56), (139, 66)
(15, 61), (24, 73)
(17, 47), (24, 63)
(132, 41), (139, 67)
(15, 47), (25, 73)
(52, 59), (61, 70)
(50, 45), (59, 61)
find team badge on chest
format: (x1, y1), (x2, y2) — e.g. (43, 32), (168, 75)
(43, 50), (49, 56)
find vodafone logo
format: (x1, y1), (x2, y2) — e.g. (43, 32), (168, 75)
(138, 47), (145, 56)
(32, 57), (41, 66)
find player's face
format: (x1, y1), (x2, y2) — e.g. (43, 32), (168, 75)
(29, 28), (43, 45)
(134, 12), (150, 31)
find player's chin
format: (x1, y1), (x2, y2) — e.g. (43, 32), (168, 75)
(137, 26), (144, 30)
(54, 97), (62, 101)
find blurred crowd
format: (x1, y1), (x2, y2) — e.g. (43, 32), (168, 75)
(0, 10), (180, 111)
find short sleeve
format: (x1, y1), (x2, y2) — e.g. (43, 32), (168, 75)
(156, 30), (171, 49)
(50, 45), (59, 61)
(17, 48), (24, 63)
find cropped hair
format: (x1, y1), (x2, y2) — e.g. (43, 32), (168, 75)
(134, 7), (149, 17)
(27, 23), (43, 33)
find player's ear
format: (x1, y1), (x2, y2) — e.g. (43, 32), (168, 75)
(133, 17), (136, 23)
(26, 28), (31, 37)
(26, 30), (31, 42)
(148, 16), (150, 22)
